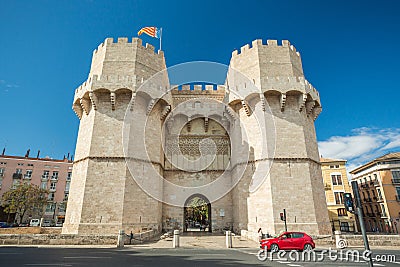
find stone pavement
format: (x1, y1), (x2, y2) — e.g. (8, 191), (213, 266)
(129, 233), (259, 249)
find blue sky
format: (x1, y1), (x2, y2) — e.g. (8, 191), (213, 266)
(1, 0), (399, 171)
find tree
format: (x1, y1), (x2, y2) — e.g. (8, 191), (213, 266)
(1, 182), (48, 224)
(188, 197), (209, 223)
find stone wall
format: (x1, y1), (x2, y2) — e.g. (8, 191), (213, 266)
(0, 229), (157, 245)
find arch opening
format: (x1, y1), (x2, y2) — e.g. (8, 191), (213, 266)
(184, 194), (211, 232)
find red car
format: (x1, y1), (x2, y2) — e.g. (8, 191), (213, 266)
(260, 231), (315, 252)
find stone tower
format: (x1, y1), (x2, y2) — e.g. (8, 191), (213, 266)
(227, 39), (330, 235)
(63, 37), (331, 236)
(62, 38), (169, 235)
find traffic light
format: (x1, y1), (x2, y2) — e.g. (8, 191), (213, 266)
(280, 212), (285, 221)
(343, 193), (355, 213)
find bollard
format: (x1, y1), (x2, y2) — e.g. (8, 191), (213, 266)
(226, 230), (232, 248)
(173, 230), (180, 248)
(117, 230), (125, 248)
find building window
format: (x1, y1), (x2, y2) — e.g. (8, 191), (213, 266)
(16, 168), (22, 174)
(51, 171), (59, 180)
(331, 174), (343, 185)
(41, 181), (47, 189)
(63, 193), (69, 201)
(46, 203), (56, 212)
(395, 186), (400, 200)
(50, 182), (56, 191)
(12, 179), (20, 189)
(58, 203), (66, 213)
(340, 222), (350, 232)
(377, 188), (383, 200)
(334, 192), (344, 204)
(392, 170), (400, 183)
(27, 163), (34, 167)
(337, 208), (347, 216)
(65, 181), (70, 192)
(0, 168), (4, 177)
(0, 162), (6, 165)
(17, 163), (24, 166)
(375, 205), (380, 214)
(24, 170), (33, 179)
(48, 193), (55, 201)
(380, 203), (387, 217)
(42, 170), (49, 179)
(330, 165), (339, 169)
(67, 172), (72, 181)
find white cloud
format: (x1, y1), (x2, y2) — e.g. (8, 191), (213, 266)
(318, 128), (400, 173)
(0, 79), (19, 91)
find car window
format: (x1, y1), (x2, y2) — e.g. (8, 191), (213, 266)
(292, 233), (304, 238)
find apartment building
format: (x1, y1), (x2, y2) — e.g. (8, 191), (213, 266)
(0, 150), (72, 225)
(321, 157), (357, 232)
(350, 152), (400, 233)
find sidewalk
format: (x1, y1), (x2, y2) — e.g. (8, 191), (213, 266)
(129, 233), (259, 249)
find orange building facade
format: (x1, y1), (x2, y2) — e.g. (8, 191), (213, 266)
(350, 152), (400, 234)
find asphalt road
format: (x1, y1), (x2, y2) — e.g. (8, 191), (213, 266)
(0, 247), (399, 267)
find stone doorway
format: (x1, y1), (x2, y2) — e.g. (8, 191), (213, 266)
(184, 194), (211, 232)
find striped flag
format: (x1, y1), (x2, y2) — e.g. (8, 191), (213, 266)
(138, 27), (160, 38)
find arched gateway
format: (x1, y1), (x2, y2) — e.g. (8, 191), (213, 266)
(184, 194), (212, 232)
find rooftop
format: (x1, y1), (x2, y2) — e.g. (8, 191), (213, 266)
(0, 154), (72, 163)
(320, 157), (347, 163)
(350, 152), (400, 174)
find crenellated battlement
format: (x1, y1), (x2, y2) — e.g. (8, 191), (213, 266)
(93, 37), (164, 58)
(170, 84), (226, 94)
(231, 39), (301, 57)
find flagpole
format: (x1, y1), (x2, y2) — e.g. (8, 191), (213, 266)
(159, 27), (162, 51)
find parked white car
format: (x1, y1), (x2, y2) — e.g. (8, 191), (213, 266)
(29, 219), (40, 227)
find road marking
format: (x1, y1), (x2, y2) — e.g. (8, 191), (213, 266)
(287, 264), (302, 267)
(278, 260), (288, 263)
(25, 264), (72, 266)
(191, 253), (227, 256)
(373, 264), (385, 266)
(64, 256), (112, 259)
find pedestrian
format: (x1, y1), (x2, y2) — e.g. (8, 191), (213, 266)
(130, 231), (133, 245)
(258, 228), (263, 241)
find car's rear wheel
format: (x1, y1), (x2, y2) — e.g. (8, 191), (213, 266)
(303, 243), (313, 251)
(270, 243), (279, 252)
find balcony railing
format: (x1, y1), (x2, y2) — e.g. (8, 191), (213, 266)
(361, 183), (370, 188)
(41, 175), (49, 180)
(374, 180), (380, 186)
(49, 188), (56, 192)
(392, 179), (400, 185)
(377, 196), (383, 202)
(12, 173), (22, 179)
(23, 174), (32, 179)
